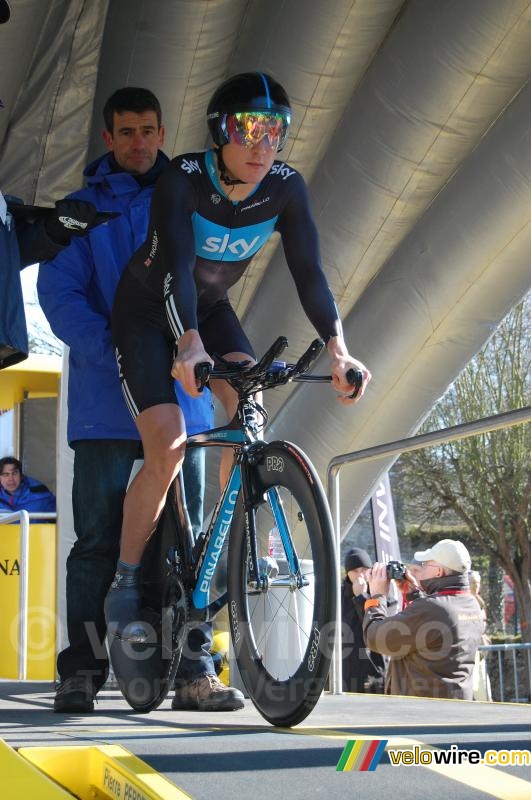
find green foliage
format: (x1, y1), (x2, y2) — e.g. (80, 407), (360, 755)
(397, 295), (531, 638)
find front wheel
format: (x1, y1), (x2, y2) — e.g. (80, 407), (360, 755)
(228, 441), (336, 727)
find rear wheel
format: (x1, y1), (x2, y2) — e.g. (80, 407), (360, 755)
(109, 485), (188, 712)
(228, 441), (336, 727)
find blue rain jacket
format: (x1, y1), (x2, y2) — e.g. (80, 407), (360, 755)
(37, 152), (213, 442)
(0, 475), (56, 515)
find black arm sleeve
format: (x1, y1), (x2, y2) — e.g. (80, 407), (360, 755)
(145, 165), (199, 334)
(276, 174), (342, 342)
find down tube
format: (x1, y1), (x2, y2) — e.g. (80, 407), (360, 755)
(192, 465), (241, 610)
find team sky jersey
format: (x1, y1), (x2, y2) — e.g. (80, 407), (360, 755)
(126, 149), (342, 342)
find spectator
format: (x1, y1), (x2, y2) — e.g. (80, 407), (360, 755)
(469, 570), (487, 626)
(0, 456), (55, 514)
(363, 539), (483, 699)
(469, 569), (492, 701)
(341, 548), (385, 693)
(38, 86), (243, 714)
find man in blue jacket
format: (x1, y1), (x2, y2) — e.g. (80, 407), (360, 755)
(38, 87), (243, 714)
(0, 456), (56, 515)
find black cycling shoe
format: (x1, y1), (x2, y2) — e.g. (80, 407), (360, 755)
(104, 570), (149, 642)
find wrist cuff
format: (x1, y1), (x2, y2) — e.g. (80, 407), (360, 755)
(364, 598), (382, 611)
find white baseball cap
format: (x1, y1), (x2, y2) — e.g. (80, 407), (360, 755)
(414, 539), (471, 573)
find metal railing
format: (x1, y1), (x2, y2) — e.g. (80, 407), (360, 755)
(0, 510), (57, 679)
(326, 405), (531, 695)
(480, 642), (531, 703)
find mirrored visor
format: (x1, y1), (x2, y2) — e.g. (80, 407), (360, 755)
(223, 111), (290, 151)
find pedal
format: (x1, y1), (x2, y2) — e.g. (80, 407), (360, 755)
(165, 545), (180, 568)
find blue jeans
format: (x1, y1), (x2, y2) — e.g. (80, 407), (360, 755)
(57, 439), (213, 690)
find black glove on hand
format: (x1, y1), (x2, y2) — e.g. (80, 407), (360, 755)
(45, 199), (119, 244)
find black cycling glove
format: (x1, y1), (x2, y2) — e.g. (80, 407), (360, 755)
(44, 199), (119, 244)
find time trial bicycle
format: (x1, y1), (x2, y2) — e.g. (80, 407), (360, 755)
(108, 336), (362, 727)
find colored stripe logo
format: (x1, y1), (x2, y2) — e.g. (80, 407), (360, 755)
(336, 739), (388, 772)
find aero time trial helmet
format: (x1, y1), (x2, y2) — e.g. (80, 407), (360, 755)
(207, 72), (291, 152)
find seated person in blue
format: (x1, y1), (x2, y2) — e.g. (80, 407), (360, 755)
(0, 456), (56, 514)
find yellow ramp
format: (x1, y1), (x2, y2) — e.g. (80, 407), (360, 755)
(19, 744), (191, 800)
(1, 739), (74, 798)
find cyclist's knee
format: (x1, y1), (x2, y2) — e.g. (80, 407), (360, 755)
(137, 405), (185, 448)
(145, 441), (185, 484)
(214, 383), (238, 420)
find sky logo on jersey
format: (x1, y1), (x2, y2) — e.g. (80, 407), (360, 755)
(204, 234), (259, 258)
(181, 158), (202, 175)
(270, 163), (296, 180)
(192, 212), (278, 261)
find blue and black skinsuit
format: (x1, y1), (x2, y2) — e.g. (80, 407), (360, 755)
(112, 149), (343, 412)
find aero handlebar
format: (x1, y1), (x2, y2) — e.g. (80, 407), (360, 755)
(193, 337), (363, 400)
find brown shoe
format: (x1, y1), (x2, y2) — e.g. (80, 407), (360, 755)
(171, 674), (244, 711)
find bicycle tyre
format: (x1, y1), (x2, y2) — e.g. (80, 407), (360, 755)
(228, 440), (336, 727)
(109, 488), (188, 712)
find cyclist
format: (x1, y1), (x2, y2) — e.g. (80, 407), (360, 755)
(106, 72), (372, 640)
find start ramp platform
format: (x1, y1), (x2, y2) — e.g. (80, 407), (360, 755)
(1, 680), (531, 800)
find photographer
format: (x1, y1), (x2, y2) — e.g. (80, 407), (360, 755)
(363, 540), (483, 699)
(341, 548), (385, 693)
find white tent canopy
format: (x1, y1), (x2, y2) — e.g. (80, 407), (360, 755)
(1, 0), (530, 535)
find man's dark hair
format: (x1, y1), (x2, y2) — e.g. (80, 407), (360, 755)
(0, 456), (23, 475)
(103, 87), (162, 133)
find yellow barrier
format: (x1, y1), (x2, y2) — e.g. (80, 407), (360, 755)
(0, 523), (57, 679)
(1, 739), (75, 799)
(19, 744), (191, 799)
(212, 630), (230, 686)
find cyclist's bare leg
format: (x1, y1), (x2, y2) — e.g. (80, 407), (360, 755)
(119, 403), (186, 564)
(210, 351), (259, 487)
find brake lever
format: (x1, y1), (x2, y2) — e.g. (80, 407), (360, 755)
(345, 367), (363, 400)
(194, 362), (212, 392)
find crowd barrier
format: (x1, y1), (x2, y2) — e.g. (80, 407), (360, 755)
(326, 405), (531, 694)
(480, 642), (531, 703)
(0, 510), (57, 680)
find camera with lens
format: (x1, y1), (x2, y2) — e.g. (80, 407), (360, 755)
(386, 560), (406, 580)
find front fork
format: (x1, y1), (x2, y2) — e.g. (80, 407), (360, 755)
(239, 444), (302, 591)
(239, 444), (263, 590)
